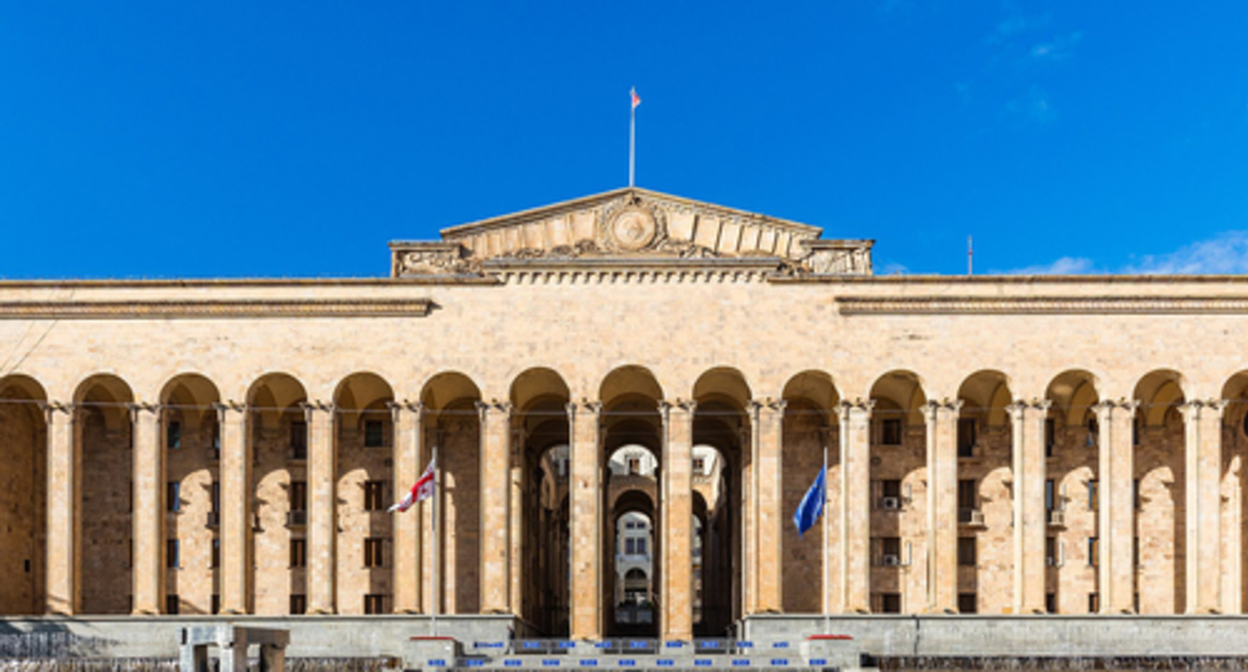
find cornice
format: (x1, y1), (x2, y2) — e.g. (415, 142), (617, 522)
(0, 276), (498, 289)
(772, 274), (1248, 285)
(836, 295), (1248, 315)
(0, 298), (435, 320)
(483, 256), (783, 284)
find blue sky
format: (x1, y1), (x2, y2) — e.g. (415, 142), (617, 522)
(3, 2), (1248, 279)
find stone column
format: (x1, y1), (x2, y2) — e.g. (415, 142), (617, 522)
(1095, 400), (1137, 613)
(838, 399), (872, 613)
(924, 399), (960, 613)
(1008, 399), (1049, 614)
(1223, 414), (1242, 615)
(131, 403), (164, 614)
(305, 401), (337, 614)
(476, 400), (513, 614)
(750, 398), (785, 613)
(568, 400), (602, 640)
(509, 426), (526, 615)
(1181, 399), (1226, 613)
(217, 403), (250, 614)
(390, 401), (424, 613)
(44, 402), (76, 615)
(661, 399), (696, 640)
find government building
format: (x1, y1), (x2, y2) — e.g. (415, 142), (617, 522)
(1, 187), (1246, 645)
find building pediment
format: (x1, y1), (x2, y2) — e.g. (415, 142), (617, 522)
(389, 187), (873, 278)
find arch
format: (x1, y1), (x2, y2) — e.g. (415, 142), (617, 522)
(599, 365), (664, 405)
(420, 371), (482, 412)
(957, 370), (1013, 427)
(0, 374), (47, 403)
(1134, 370), (1186, 428)
(74, 373), (135, 431)
(1047, 370), (1101, 427)
(511, 368), (571, 413)
(869, 370), (928, 425)
(692, 367), (752, 409)
(782, 370), (840, 427)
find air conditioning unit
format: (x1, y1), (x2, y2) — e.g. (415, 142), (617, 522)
(1047, 510), (1066, 527)
(205, 511), (219, 528)
(959, 509), (986, 527)
(1045, 555), (1059, 567)
(286, 510), (307, 527)
(880, 496), (901, 511)
(881, 554), (901, 567)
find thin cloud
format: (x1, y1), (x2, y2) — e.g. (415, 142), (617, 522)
(986, 12), (1050, 45)
(1005, 86), (1055, 124)
(1002, 231), (1248, 275)
(1031, 32), (1082, 62)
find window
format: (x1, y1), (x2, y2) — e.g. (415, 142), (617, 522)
(1088, 537), (1099, 567)
(957, 479), (977, 510)
(627, 457), (641, 475)
(1086, 416), (1099, 448)
(364, 420), (385, 448)
(1045, 593), (1057, 614)
(1046, 537), (1057, 566)
(211, 481), (220, 513)
(880, 418), (903, 446)
(1044, 418), (1055, 458)
(290, 594), (307, 615)
(165, 594), (179, 615)
(167, 539), (180, 569)
(873, 536), (901, 565)
(881, 479), (902, 498)
(957, 537), (976, 566)
(872, 593), (902, 614)
(1045, 479), (1056, 511)
(167, 421), (182, 450)
(1088, 592), (1099, 613)
(1243, 411), (1248, 438)
(1133, 479), (1141, 510)
(364, 481), (386, 511)
(692, 457), (706, 473)
(364, 538), (385, 567)
(625, 538), (636, 555)
(1087, 480), (1098, 511)
(1133, 536), (1140, 568)
(211, 594), (220, 615)
(212, 422), (221, 451)
(957, 418), (977, 457)
(211, 539), (219, 569)
(636, 537), (647, 555)
(290, 421), (308, 460)
(290, 481), (307, 512)
(958, 593), (978, 614)
(1132, 416), (1140, 446)
(167, 481), (181, 513)
(290, 538), (307, 568)
(364, 594), (386, 615)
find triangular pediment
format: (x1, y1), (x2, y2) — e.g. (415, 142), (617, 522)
(389, 187), (873, 278)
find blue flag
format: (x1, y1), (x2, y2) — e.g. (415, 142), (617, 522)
(793, 465), (826, 538)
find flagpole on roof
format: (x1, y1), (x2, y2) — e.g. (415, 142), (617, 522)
(629, 87), (639, 188)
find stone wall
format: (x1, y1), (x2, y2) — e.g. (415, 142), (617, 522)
(165, 409), (219, 615)
(0, 400), (43, 614)
(79, 409), (132, 614)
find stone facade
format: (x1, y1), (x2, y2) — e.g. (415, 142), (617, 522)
(1, 187), (1247, 641)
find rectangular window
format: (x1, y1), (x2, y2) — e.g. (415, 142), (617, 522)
(1133, 536), (1140, 567)
(290, 421), (308, 460)
(958, 593), (978, 614)
(692, 457), (706, 473)
(1044, 418), (1056, 458)
(1132, 417), (1140, 446)
(880, 593), (902, 614)
(1133, 479), (1141, 510)
(211, 481), (220, 513)
(211, 594), (220, 615)
(625, 538), (636, 555)
(1088, 537), (1099, 567)
(167, 539), (180, 569)
(290, 538), (307, 568)
(364, 420), (385, 448)
(1088, 480), (1098, 511)
(364, 594), (386, 615)
(290, 481), (307, 512)
(1046, 537), (1057, 566)
(167, 481), (181, 513)
(1045, 479), (1056, 511)
(881, 479), (902, 498)
(627, 457), (641, 475)
(290, 594), (307, 615)
(880, 418), (903, 446)
(364, 481), (386, 511)
(165, 594), (179, 615)
(957, 537), (976, 566)
(212, 422), (221, 451)
(1086, 416), (1099, 448)
(1045, 593), (1057, 614)
(364, 538), (385, 568)
(211, 539), (219, 569)
(957, 418), (977, 457)
(1088, 592), (1100, 613)
(957, 479), (977, 510)
(638, 538), (647, 555)
(167, 421), (182, 450)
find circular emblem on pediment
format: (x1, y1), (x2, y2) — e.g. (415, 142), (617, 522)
(608, 207), (658, 251)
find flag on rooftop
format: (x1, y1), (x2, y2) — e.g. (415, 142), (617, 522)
(793, 465), (825, 538)
(631, 87), (641, 109)
(389, 458), (435, 513)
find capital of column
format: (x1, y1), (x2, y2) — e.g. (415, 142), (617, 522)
(565, 399), (602, 421)
(923, 397), (962, 420)
(475, 399), (513, 423)
(40, 400), (75, 422)
(127, 402), (162, 422)
(1005, 398), (1052, 421)
(659, 398), (697, 424)
(748, 397), (787, 416)
(300, 400), (335, 422)
(1178, 398), (1229, 422)
(838, 398), (874, 425)
(1093, 398), (1139, 422)
(387, 400), (424, 423)
(212, 401), (248, 424)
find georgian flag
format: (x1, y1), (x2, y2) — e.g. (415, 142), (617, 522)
(389, 459), (435, 513)
(631, 87), (641, 109)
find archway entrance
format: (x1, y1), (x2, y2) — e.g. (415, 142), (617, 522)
(607, 449), (658, 637)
